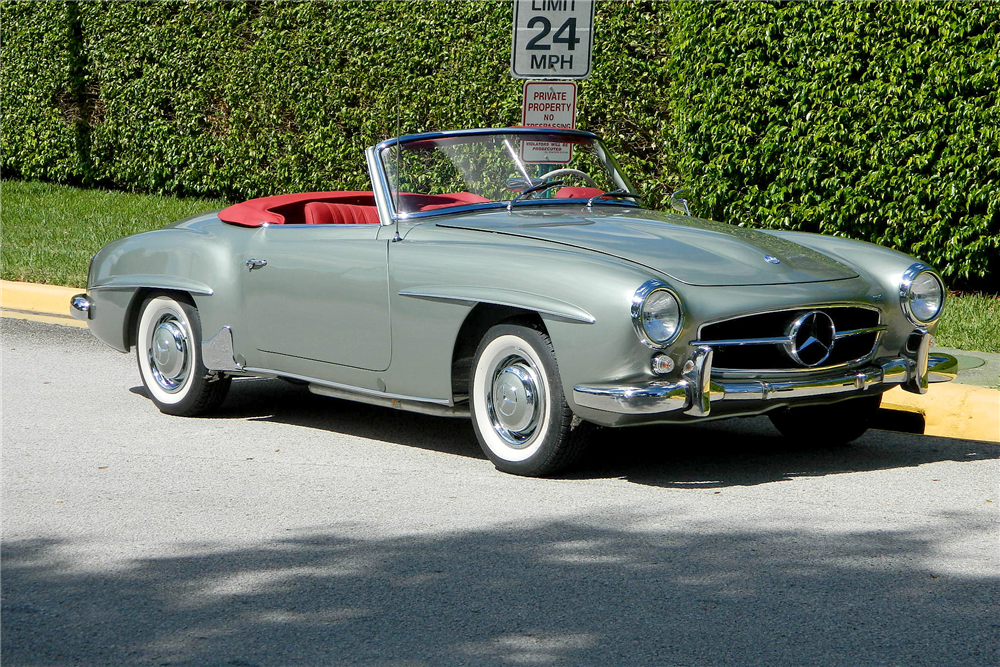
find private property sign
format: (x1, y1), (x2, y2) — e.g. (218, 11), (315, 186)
(521, 82), (577, 163)
(510, 0), (595, 79)
(521, 82), (577, 129)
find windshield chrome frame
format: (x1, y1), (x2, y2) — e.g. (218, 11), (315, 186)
(368, 128), (638, 222)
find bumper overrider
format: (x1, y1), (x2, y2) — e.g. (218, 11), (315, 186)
(573, 332), (958, 417)
(70, 294), (94, 321)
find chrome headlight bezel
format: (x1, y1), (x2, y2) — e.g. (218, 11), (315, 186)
(899, 263), (945, 326)
(631, 280), (683, 349)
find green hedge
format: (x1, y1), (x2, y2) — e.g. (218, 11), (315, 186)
(1, 0), (672, 201)
(0, 1), (85, 181)
(1, 1), (996, 287)
(667, 1), (1000, 285)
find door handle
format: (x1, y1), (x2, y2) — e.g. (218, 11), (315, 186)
(246, 258), (268, 271)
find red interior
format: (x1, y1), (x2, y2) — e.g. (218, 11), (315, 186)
(303, 202), (380, 225)
(218, 191), (492, 227)
(554, 186), (604, 199)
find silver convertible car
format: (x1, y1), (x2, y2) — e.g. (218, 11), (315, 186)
(71, 127), (957, 476)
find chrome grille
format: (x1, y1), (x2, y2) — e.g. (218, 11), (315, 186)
(694, 305), (884, 372)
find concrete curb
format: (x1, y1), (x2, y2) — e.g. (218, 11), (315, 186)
(881, 384), (999, 443)
(3, 279), (998, 443)
(1, 280), (87, 329)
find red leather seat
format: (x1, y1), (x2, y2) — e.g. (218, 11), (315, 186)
(303, 202), (380, 225)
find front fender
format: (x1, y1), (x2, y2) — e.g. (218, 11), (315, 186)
(387, 235), (660, 404)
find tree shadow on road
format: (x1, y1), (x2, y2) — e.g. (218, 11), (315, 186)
(3, 517), (996, 667)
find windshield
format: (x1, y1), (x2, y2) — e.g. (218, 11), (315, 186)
(377, 130), (638, 218)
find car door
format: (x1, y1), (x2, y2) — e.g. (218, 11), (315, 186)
(243, 223), (392, 372)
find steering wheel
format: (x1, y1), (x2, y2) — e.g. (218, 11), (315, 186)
(542, 168), (598, 187)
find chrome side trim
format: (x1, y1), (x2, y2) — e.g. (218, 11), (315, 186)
(241, 367), (453, 406)
(202, 326), (242, 372)
(90, 282), (214, 296)
(399, 287), (595, 324)
(572, 351), (959, 416)
(307, 383), (469, 418)
(70, 294), (93, 321)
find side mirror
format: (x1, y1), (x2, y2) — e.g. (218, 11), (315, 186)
(669, 189), (692, 216)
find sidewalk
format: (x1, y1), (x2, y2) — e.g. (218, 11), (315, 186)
(2, 279), (998, 442)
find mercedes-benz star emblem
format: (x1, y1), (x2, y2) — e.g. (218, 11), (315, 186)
(785, 311), (836, 367)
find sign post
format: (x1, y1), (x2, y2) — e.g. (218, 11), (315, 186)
(510, 0), (595, 80)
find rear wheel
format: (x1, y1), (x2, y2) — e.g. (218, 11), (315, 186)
(768, 393), (883, 446)
(135, 293), (230, 416)
(470, 325), (591, 476)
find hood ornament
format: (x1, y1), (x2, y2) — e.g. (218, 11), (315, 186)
(764, 254), (781, 264)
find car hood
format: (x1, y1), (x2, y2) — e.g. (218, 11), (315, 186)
(434, 208), (859, 286)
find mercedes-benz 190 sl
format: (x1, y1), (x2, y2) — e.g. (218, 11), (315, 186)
(71, 127), (958, 476)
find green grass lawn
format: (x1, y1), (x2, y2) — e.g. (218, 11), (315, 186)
(2, 179), (997, 352)
(934, 292), (1000, 354)
(1, 180), (227, 288)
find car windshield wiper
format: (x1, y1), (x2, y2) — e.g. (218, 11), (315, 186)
(507, 180), (565, 212)
(586, 188), (644, 208)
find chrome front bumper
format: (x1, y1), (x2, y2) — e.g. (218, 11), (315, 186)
(573, 334), (958, 417)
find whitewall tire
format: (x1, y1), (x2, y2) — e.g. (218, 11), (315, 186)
(470, 325), (591, 476)
(135, 294), (230, 416)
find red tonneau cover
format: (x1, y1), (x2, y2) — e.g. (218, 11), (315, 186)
(218, 191), (376, 227)
(217, 190), (491, 226)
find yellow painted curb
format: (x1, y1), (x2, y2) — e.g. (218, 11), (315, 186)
(882, 384), (1000, 443)
(1, 279), (87, 328)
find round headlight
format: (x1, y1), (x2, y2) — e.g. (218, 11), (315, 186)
(900, 264), (944, 325)
(632, 282), (682, 348)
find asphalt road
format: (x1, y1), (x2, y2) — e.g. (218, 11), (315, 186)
(3, 318), (998, 667)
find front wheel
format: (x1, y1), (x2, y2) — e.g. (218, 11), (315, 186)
(470, 325), (591, 476)
(768, 393), (883, 446)
(135, 293), (231, 416)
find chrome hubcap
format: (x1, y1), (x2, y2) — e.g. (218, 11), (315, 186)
(486, 354), (544, 448)
(149, 318), (189, 392)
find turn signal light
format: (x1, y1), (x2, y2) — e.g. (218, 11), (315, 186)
(652, 354), (675, 375)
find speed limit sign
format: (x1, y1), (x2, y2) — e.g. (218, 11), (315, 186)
(510, 0), (595, 80)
